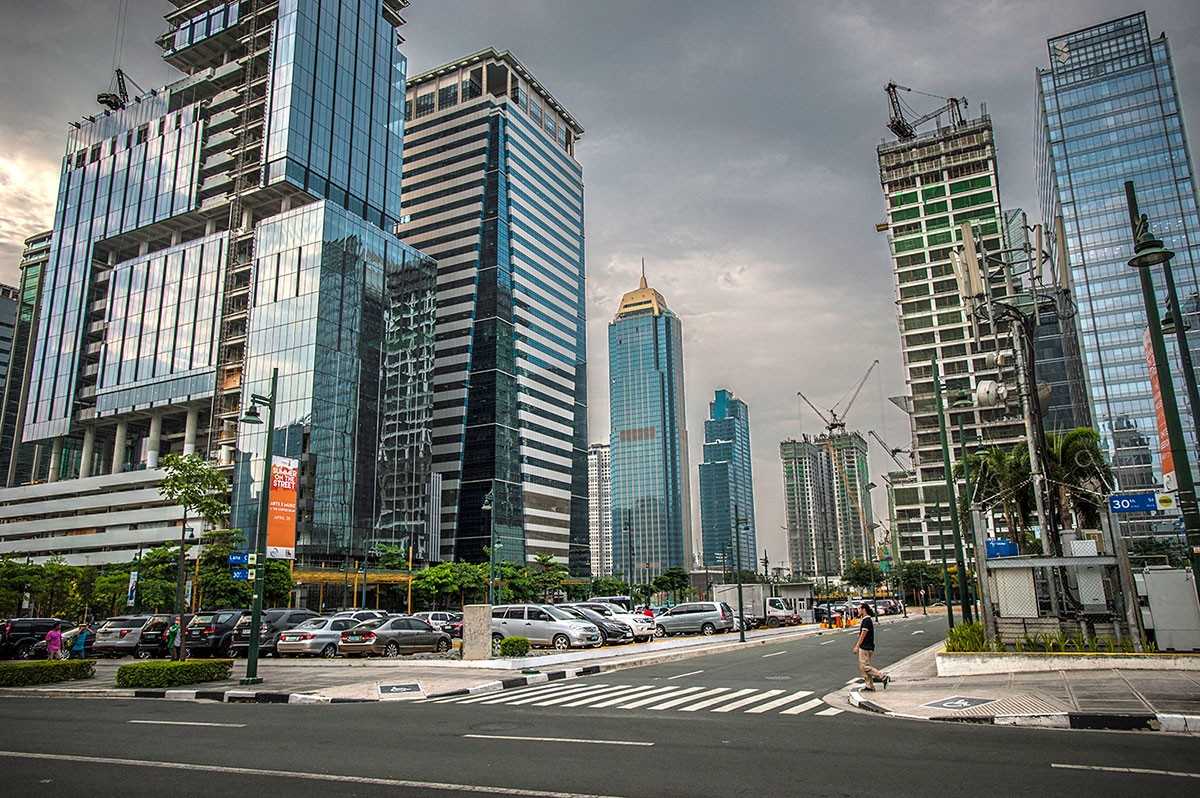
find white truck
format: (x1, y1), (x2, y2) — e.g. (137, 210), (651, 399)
(713, 584), (798, 628)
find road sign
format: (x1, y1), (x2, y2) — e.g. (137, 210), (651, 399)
(1156, 492), (1176, 511)
(228, 553), (249, 566)
(1108, 493), (1157, 513)
(921, 696), (996, 711)
(231, 568), (251, 581)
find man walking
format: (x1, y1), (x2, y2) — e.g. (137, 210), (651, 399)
(852, 604), (889, 691)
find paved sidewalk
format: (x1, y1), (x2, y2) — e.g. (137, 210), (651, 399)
(841, 642), (1200, 733)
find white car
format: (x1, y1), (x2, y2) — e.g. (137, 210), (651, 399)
(413, 611), (458, 631)
(566, 602), (656, 643)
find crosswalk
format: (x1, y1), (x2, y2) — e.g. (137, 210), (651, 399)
(427, 680), (844, 717)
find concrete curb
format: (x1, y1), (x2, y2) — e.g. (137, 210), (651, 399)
(848, 688), (1200, 733)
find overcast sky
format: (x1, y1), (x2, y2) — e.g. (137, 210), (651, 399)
(2, 2), (1199, 570)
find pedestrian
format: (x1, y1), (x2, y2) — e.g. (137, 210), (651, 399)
(167, 615), (186, 660)
(69, 623), (91, 659)
(642, 605), (654, 618)
(852, 604), (889, 691)
(45, 622), (63, 660)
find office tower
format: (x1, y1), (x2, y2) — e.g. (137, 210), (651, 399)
(877, 110), (1026, 564)
(781, 433), (871, 577)
(0, 231), (50, 487)
(699, 389), (756, 570)
(1037, 13), (1200, 519)
(588, 443), (611, 577)
(397, 49), (588, 571)
(608, 274), (692, 582)
(0, 1), (437, 569)
(0, 284), (16, 400)
(1002, 210), (1091, 434)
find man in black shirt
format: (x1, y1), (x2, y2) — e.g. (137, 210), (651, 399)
(852, 604), (889, 691)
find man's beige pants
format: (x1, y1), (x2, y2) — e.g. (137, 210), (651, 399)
(858, 648), (885, 687)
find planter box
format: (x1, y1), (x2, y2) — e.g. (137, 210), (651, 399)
(936, 649), (1200, 677)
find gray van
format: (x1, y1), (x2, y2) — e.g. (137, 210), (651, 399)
(653, 602), (735, 637)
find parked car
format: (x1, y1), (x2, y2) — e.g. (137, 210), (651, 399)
(331, 609), (389, 624)
(559, 605), (634, 645)
(31, 625), (95, 659)
(563, 602), (654, 642)
(185, 610), (246, 657)
(652, 602), (735, 637)
(412, 611), (459, 632)
(442, 614), (464, 639)
(491, 604), (602, 651)
(338, 616), (452, 657)
(92, 615), (153, 657)
(0, 618), (68, 660)
(229, 608), (320, 658)
(277, 616), (360, 658)
(134, 614), (194, 659)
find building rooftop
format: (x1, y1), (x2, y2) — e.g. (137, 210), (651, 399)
(615, 274), (669, 319)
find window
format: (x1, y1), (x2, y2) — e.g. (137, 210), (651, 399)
(438, 84), (458, 110)
(414, 92), (435, 119)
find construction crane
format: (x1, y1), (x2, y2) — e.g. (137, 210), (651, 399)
(885, 82), (968, 141)
(796, 359), (879, 436)
(867, 429), (913, 472)
(97, 68), (143, 111)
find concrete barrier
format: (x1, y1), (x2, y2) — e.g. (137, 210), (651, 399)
(936, 649), (1200, 676)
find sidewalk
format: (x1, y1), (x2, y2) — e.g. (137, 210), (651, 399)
(842, 642), (1200, 734)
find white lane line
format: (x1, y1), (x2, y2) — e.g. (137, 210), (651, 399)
(667, 670), (703, 680)
(617, 687), (693, 709)
(594, 686), (677, 708)
(529, 685), (618, 707)
(0, 750), (636, 798)
(464, 734), (653, 747)
(781, 698), (825, 715)
(912, 630), (926, 635)
(815, 708), (843, 716)
(643, 687), (723, 710)
(679, 688), (755, 712)
(128, 720), (246, 728)
(820, 640), (836, 646)
(761, 651), (786, 658)
(1052, 763), (1200, 780)
(561, 685), (655, 707)
(712, 689), (785, 713)
(745, 691), (815, 714)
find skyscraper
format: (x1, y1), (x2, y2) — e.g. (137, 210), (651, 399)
(609, 274), (692, 582)
(588, 442), (612, 577)
(698, 389), (756, 570)
(397, 49), (588, 572)
(781, 433), (871, 577)
(1036, 13), (1200, 513)
(877, 109), (1026, 564)
(0, 1), (437, 572)
(0, 231), (50, 487)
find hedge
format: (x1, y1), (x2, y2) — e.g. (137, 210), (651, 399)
(115, 659), (234, 689)
(498, 637), (531, 658)
(0, 659), (96, 687)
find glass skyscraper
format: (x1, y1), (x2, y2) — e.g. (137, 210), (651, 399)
(397, 49), (588, 572)
(0, 1), (437, 573)
(1036, 13), (1200, 513)
(608, 275), (693, 582)
(698, 389), (756, 569)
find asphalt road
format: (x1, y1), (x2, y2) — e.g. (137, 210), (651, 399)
(2, 613), (1197, 797)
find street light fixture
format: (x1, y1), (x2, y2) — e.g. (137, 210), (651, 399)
(482, 489), (497, 605)
(238, 367), (277, 685)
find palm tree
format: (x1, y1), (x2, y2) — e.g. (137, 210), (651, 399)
(959, 444), (1034, 553)
(1045, 427), (1113, 531)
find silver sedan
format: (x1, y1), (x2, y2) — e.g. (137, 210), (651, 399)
(276, 617), (359, 658)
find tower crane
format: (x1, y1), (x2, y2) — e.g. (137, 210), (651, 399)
(97, 68), (144, 111)
(885, 82), (968, 141)
(867, 429), (913, 472)
(796, 359), (878, 436)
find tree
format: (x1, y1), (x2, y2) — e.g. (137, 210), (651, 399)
(1045, 428), (1113, 531)
(896, 560), (945, 601)
(158, 453), (230, 528)
(841, 559), (883, 591)
(652, 567), (691, 603)
(590, 576), (630, 598)
(962, 443), (1033, 553)
(530, 553), (567, 602)
(195, 529), (251, 609)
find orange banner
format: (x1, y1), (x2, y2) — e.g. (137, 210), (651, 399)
(1144, 329), (1175, 489)
(266, 456), (299, 559)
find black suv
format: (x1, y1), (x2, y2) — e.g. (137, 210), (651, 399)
(1, 618), (67, 660)
(229, 609), (320, 658)
(184, 610), (246, 657)
(134, 614), (194, 659)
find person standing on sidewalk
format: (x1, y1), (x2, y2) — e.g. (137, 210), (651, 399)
(69, 623), (91, 659)
(167, 616), (183, 660)
(852, 604), (889, 691)
(44, 623), (63, 660)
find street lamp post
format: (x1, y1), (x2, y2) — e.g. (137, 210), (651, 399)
(1125, 182), (1200, 602)
(172, 531), (194, 660)
(932, 501), (954, 629)
(733, 502), (747, 642)
(932, 350), (973, 624)
(483, 489), (496, 605)
(239, 367), (277, 685)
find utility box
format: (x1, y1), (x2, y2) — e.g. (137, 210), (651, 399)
(1138, 567), (1200, 652)
(994, 568), (1038, 618)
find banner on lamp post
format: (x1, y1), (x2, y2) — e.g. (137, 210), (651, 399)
(1144, 328), (1176, 491)
(126, 571), (139, 607)
(266, 456), (299, 559)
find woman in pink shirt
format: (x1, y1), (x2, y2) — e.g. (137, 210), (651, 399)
(45, 623), (63, 660)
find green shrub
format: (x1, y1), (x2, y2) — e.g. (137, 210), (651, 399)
(943, 621), (987, 652)
(0, 659), (95, 687)
(498, 637), (531, 658)
(115, 659), (234, 689)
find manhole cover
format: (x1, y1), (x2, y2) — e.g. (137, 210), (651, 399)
(471, 722), (525, 732)
(765, 676), (792, 681)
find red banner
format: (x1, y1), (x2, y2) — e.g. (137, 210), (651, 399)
(266, 456), (298, 559)
(1144, 329), (1175, 489)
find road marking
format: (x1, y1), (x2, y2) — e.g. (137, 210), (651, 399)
(505, 684), (605, 706)
(781, 698), (825, 715)
(761, 651), (786, 658)
(561, 685), (657, 707)
(475, 684), (591, 705)
(815, 707), (843, 716)
(679, 688), (755, 711)
(618, 686), (698, 709)
(1052, 763), (1200, 780)
(820, 640), (836, 645)
(712, 689), (785, 713)
(644, 687), (726, 710)
(744, 691), (815, 714)
(464, 734), (653, 747)
(528, 685), (618, 707)
(595, 685), (676, 708)
(0, 750), (636, 798)
(912, 630), (926, 635)
(128, 720), (246, 728)
(435, 682), (566, 704)
(667, 670), (703, 680)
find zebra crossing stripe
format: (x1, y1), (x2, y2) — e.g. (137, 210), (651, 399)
(470, 682), (588, 705)
(815, 708), (843, 716)
(503, 684), (607, 706)
(433, 681), (567, 704)
(560, 685), (654, 707)
(529, 685), (619, 707)
(646, 687), (731, 710)
(781, 698), (825, 715)
(711, 689), (786, 713)
(744, 691), (814, 714)
(587, 685), (670, 708)
(617, 686), (698, 709)
(679, 689), (756, 712)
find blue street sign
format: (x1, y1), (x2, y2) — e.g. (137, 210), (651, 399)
(1108, 493), (1157, 513)
(231, 568), (251, 581)
(228, 553), (249, 566)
